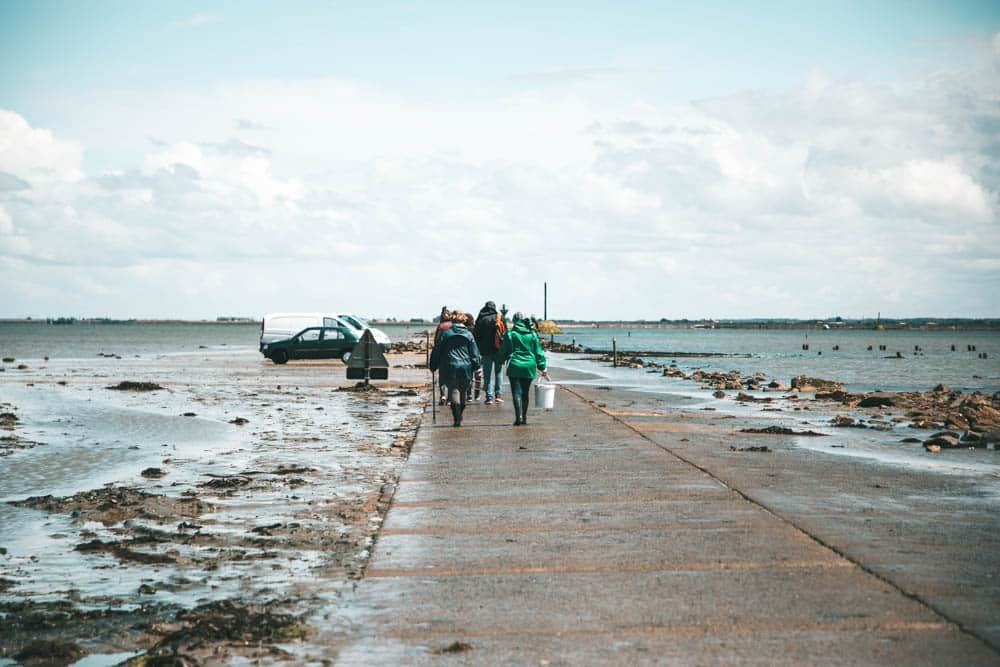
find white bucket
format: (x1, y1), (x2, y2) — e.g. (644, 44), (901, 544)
(534, 381), (556, 410)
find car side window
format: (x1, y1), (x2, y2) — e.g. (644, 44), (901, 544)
(322, 328), (343, 340)
(300, 329), (321, 342)
(323, 317), (338, 328)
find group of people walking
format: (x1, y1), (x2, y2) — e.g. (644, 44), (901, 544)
(430, 301), (549, 427)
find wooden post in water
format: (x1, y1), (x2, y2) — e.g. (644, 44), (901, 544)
(612, 337), (617, 367)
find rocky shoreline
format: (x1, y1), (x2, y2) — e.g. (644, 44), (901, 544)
(548, 343), (1000, 453)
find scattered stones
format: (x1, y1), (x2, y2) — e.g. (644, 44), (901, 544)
(739, 426), (826, 436)
(10, 485), (206, 526)
(859, 395), (895, 408)
(431, 641), (474, 655)
(730, 445), (772, 453)
(923, 432), (961, 449)
(107, 381), (164, 392)
(199, 476), (251, 489)
(337, 382), (381, 393)
(0, 412), (18, 429)
(228, 417), (249, 425)
(141, 467), (167, 478)
(831, 415), (856, 427)
(13, 640), (85, 665)
(790, 376), (845, 393)
(1, 357), (14, 363)
(76, 538), (176, 564)
(735, 391), (772, 403)
(144, 599), (308, 654)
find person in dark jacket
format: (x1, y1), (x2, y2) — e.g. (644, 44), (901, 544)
(430, 310), (481, 426)
(474, 300), (506, 405)
(498, 311), (548, 426)
(433, 307), (453, 405)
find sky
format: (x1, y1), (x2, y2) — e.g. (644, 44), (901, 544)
(1, 1), (999, 320)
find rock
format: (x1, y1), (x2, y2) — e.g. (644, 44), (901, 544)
(925, 444), (942, 452)
(923, 432), (960, 448)
(932, 383), (952, 393)
(790, 376), (844, 393)
(961, 399), (1000, 430)
(859, 395), (895, 408)
(740, 426), (826, 436)
(730, 445), (772, 453)
(766, 380), (790, 391)
(900, 437), (921, 443)
(108, 381), (164, 391)
(831, 415), (855, 427)
(945, 413), (971, 430)
(712, 390), (726, 399)
(735, 391), (772, 403)
(14, 640), (85, 664)
(815, 390), (852, 403)
(229, 417), (249, 425)
(141, 467), (166, 478)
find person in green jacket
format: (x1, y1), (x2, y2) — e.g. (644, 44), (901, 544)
(499, 312), (549, 425)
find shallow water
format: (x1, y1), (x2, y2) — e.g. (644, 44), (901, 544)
(553, 327), (1000, 393)
(548, 352), (1000, 485)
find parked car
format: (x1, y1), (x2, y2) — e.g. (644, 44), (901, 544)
(259, 313), (390, 350)
(261, 326), (358, 364)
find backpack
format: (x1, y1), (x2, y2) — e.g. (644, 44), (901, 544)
(493, 314), (507, 351)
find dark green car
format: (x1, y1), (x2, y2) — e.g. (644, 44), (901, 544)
(261, 326), (358, 364)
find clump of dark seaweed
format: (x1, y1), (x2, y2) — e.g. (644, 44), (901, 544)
(108, 381), (165, 392)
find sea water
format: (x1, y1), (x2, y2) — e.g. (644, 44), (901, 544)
(551, 327), (1000, 393)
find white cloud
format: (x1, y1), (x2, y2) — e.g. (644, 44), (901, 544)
(1, 34), (999, 318)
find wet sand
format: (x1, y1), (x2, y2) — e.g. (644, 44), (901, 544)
(0, 347), (429, 665)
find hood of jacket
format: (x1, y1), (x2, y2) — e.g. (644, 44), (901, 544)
(511, 319), (534, 335)
(476, 303), (498, 322)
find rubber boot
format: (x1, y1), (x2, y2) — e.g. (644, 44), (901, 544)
(512, 395), (522, 425)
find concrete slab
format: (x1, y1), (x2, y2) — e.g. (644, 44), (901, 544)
(380, 499), (768, 533)
(369, 522), (841, 576)
(334, 628), (1000, 667)
(321, 381), (998, 664)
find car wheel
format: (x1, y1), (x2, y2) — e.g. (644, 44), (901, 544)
(341, 351), (351, 363)
(272, 350), (289, 364)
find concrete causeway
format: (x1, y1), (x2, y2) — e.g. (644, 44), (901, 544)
(330, 374), (1000, 665)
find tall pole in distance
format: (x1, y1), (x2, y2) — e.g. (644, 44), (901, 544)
(544, 282), (547, 321)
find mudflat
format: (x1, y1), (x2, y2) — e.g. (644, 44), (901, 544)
(0, 347), (428, 665)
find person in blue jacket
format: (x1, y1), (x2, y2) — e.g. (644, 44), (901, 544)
(430, 309), (481, 426)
